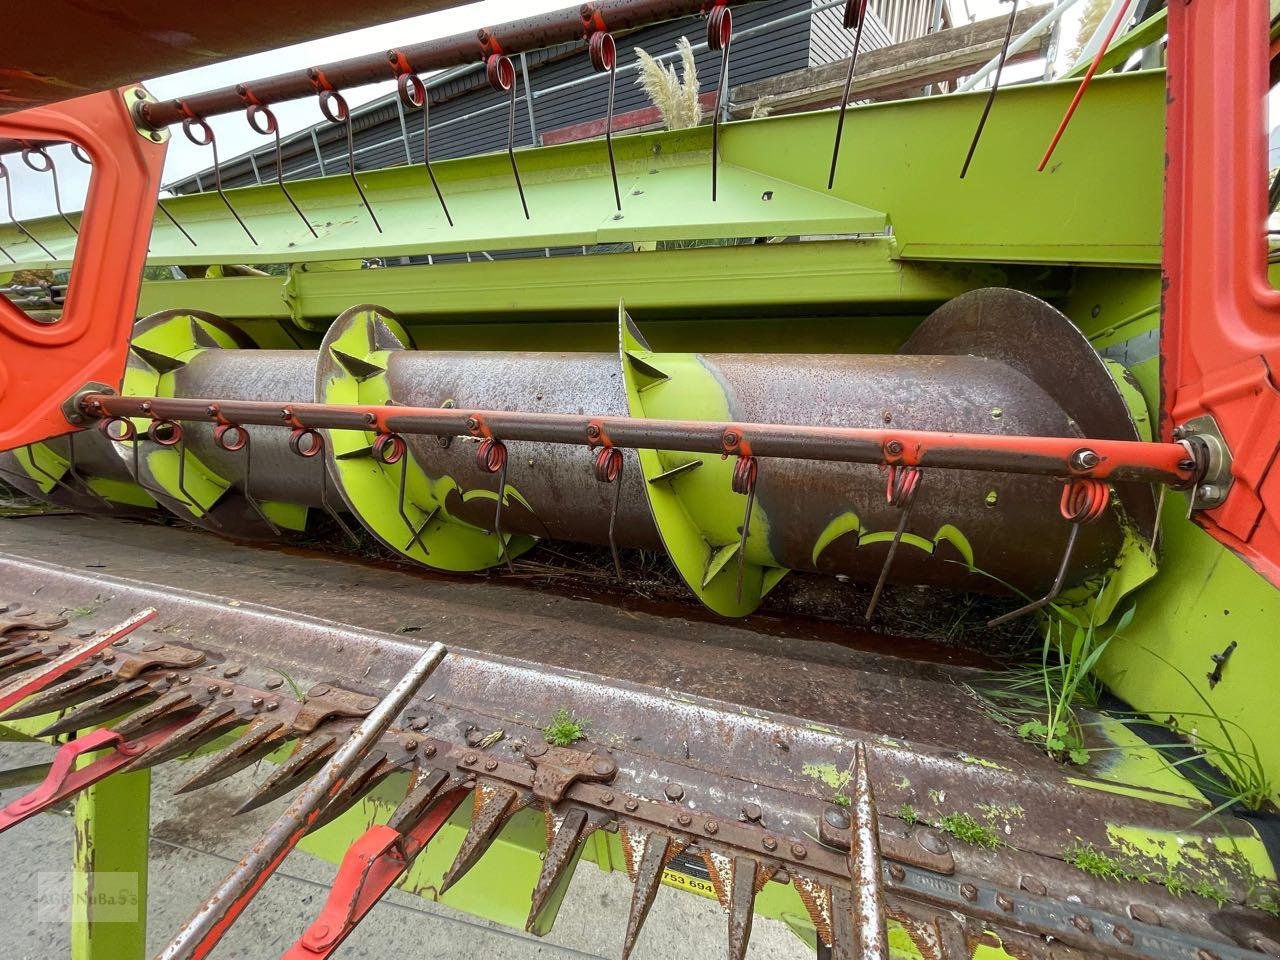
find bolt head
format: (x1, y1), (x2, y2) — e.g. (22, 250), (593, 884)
(463, 753), (478, 765)
(664, 782), (684, 801)
(1113, 925), (1135, 946)
(704, 820), (718, 835)
(960, 883), (978, 902)
(824, 806), (851, 831)
(1198, 484), (1219, 501)
(887, 863), (904, 882)
(624, 799), (639, 812)
(1071, 914), (1094, 935)
(592, 758), (616, 777)
(762, 836), (777, 852)
(741, 802), (762, 822)
(790, 843), (806, 859)
(677, 813), (691, 826)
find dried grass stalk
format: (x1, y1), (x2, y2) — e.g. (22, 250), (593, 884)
(634, 37), (702, 131)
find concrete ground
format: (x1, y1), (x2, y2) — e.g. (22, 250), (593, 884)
(0, 737), (811, 960)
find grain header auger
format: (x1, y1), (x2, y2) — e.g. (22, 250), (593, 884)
(1, 1), (1279, 959)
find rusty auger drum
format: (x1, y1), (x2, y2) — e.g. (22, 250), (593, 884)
(4, 289), (1168, 622)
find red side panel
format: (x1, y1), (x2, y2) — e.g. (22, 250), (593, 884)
(1162, 0), (1280, 587)
(0, 88), (165, 450)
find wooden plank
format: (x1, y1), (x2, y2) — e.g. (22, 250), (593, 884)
(730, 4), (1052, 116)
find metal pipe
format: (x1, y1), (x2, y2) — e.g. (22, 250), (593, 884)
(139, 0), (737, 130)
(954, 0), (1083, 93)
(155, 641), (447, 960)
(80, 393), (1197, 486)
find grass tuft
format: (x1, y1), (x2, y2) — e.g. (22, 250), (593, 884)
(633, 38), (701, 131)
(543, 708), (588, 747)
(939, 812), (999, 849)
(1064, 841), (1130, 882)
(896, 803), (920, 826)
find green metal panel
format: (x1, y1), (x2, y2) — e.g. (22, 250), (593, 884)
(4, 72), (1163, 270)
(136, 239), (1035, 329)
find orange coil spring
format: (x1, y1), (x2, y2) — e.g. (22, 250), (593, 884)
(885, 464), (921, 509)
(476, 437), (507, 475)
(1060, 477), (1110, 524)
(594, 446), (623, 483)
(732, 455), (758, 495)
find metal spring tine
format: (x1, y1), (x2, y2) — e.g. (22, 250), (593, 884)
(96, 418), (186, 505)
(177, 433), (222, 526)
(118, 701), (242, 773)
(21, 146), (77, 235)
(399, 457), (430, 553)
(487, 55), (530, 220)
(708, 6), (733, 202)
(865, 465), (921, 622)
(589, 33), (622, 211)
(109, 688), (200, 740)
(65, 432), (115, 511)
(244, 100), (317, 237)
(732, 455), (758, 603)
(313, 82), (382, 233)
(960, 0), (1019, 179)
(371, 433), (430, 554)
(621, 829), (685, 960)
(174, 718), (290, 794)
(294, 429), (361, 545)
(0, 159), (56, 259)
(593, 446), (625, 578)
(475, 437), (515, 572)
(987, 477), (1110, 627)
(393, 64), (453, 226)
(727, 855), (760, 960)
(156, 199), (198, 247)
(234, 732), (339, 815)
(828, 0), (869, 190)
(22, 443), (82, 501)
(439, 782), (525, 893)
(214, 424), (281, 535)
(0, 665), (115, 721)
(527, 807), (608, 931)
(36, 679), (157, 737)
(179, 110), (257, 245)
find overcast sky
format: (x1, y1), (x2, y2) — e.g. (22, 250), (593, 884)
(6, 0), (1085, 219)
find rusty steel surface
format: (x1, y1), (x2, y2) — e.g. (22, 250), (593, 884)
(0, 516), (1275, 959)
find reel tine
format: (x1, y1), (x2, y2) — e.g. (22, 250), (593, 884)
(588, 32), (622, 210)
(475, 438), (514, 572)
(0, 665), (115, 721)
(526, 807), (608, 931)
(173, 430), (223, 528)
(706, 5), (734, 202)
(178, 108), (258, 245)
(244, 98), (318, 238)
(593, 446), (626, 578)
(156, 198), (198, 247)
(620, 826), (686, 960)
(865, 465), (922, 622)
(392, 59), (453, 226)
(21, 443), (82, 501)
(0, 159), (57, 259)
(731, 455), (758, 604)
(36, 679), (157, 737)
(174, 718), (290, 795)
(235, 732), (339, 814)
(439, 782), (527, 893)
(20, 145), (78, 235)
(487, 55), (529, 220)
(827, 0), (870, 190)
(311, 81), (383, 233)
(987, 478), (1110, 627)
(65, 431), (116, 511)
(372, 433), (430, 555)
(213, 422), (280, 535)
(117, 702), (242, 773)
(289, 428), (361, 546)
(960, 0), (1020, 179)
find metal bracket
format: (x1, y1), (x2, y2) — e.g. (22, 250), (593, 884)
(295, 683), (380, 732)
(1174, 414), (1233, 509)
(123, 86), (169, 144)
(61, 381), (115, 427)
(521, 742), (617, 803)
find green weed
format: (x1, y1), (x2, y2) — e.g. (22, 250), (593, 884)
(939, 812), (999, 849)
(543, 708), (588, 747)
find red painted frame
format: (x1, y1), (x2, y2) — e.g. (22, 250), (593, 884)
(0, 87), (166, 451)
(1162, 0), (1280, 587)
